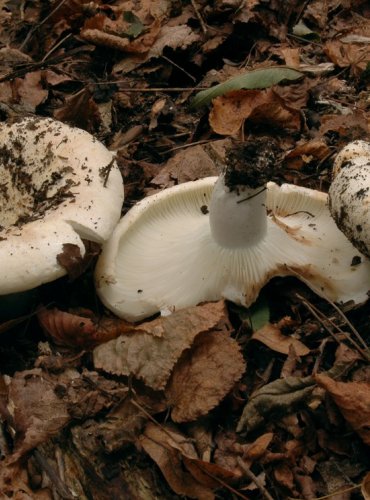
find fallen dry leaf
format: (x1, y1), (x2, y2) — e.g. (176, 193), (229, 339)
(38, 307), (133, 348)
(284, 139), (331, 171)
(319, 111), (370, 140)
(251, 322), (310, 356)
(274, 462), (296, 492)
(93, 301), (230, 390)
(362, 471), (370, 500)
(166, 331), (245, 422)
(214, 431), (274, 475)
(150, 144), (220, 189)
(209, 88), (301, 136)
(237, 375), (316, 433)
(0, 369), (71, 462)
(325, 39), (370, 75)
(139, 422), (214, 499)
(315, 374), (370, 446)
(0, 460), (51, 499)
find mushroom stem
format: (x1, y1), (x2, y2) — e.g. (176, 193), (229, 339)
(209, 175), (267, 248)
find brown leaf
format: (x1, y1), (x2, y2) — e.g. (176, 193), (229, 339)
(284, 139), (331, 171)
(362, 471), (370, 500)
(214, 431), (274, 475)
(209, 88), (301, 136)
(0, 369), (71, 462)
(139, 422), (214, 499)
(251, 323), (310, 356)
(54, 88), (101, 133)
(0, 460), (51, 499)
(315, 374), (370, 446)
(38, 307), (133, 348)
(324, 39), (370, 75)
(56, 240), (101, 281)
(274, 463), (295, 492)
(150, 143), (221, 189)
(93, 301), (230, 390)
(319, 112), (370, 139)
(166, 331), (245, 422)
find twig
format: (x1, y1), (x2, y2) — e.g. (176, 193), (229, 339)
(190, 0), (208, 34)
(296, 293), (370, 360)
(19, 0), (68, 50)
(161, 55), (196, 82)
(236, 458), (274, 500)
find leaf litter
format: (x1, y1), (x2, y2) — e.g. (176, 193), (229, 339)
(1, 0), (370, 498)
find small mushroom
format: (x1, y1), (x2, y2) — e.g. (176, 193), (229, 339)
(95, 165), (370, 321)
(0, 116), (124, 294)
(329, 140), (370, 258)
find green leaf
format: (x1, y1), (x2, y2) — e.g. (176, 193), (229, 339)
(123, 11), (144, 39)
(190, 67), (303, 109)
(292, 20), (320, 41)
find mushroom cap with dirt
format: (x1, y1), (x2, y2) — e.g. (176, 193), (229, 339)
(0, 116), (124, 295)
(95, 143), (370, 321)
(329, 140), (370, 258)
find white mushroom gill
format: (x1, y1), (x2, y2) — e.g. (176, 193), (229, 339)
(95, 176), (370, 321)
(0, 116), (124, 294)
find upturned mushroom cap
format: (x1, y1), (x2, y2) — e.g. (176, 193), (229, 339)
(95, 176), (370, 321)
(329, 140), (370, 258)
(0, 116), (124, 294)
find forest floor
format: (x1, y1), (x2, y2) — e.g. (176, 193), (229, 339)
(0, 0), (370, 499)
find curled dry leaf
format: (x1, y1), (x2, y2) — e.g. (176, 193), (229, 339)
(139, 422), (214, 500)
(209, 88), (301, 136)
(166, 331), (245, 422)
(251, 322), (310, 356)
(315, 374), (370, 446)
(38, 307), (133, 348)
(237, 375), (316, 433)
(93, 301), (230, 390)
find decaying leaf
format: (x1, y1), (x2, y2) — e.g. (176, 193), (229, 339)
(214, 431), (274, 476)
(93, 301), (230, 390)
(237, 375), (316, 433)
(251, 322), (310, 356)
(0, 369), (71, 462)
(209, 88), (301, 136)
(315, 374), (370, 446)
(166, 331), (245, 422)
(139, 422), (214, 499)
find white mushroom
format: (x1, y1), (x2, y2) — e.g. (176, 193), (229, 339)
(0, 116), (124, 294)
(329, 140), (370, 258)
(95, 169), (370, 321)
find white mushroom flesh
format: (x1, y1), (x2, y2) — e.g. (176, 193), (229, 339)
(329, 140), (370, 258)
(0, 116), (124, 294)
(95, 177), (370, 321)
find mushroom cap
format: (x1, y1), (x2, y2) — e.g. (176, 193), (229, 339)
(95, 177), (370, 321)
(0, 116), (124, 294)
(329, 140), (370, 257)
